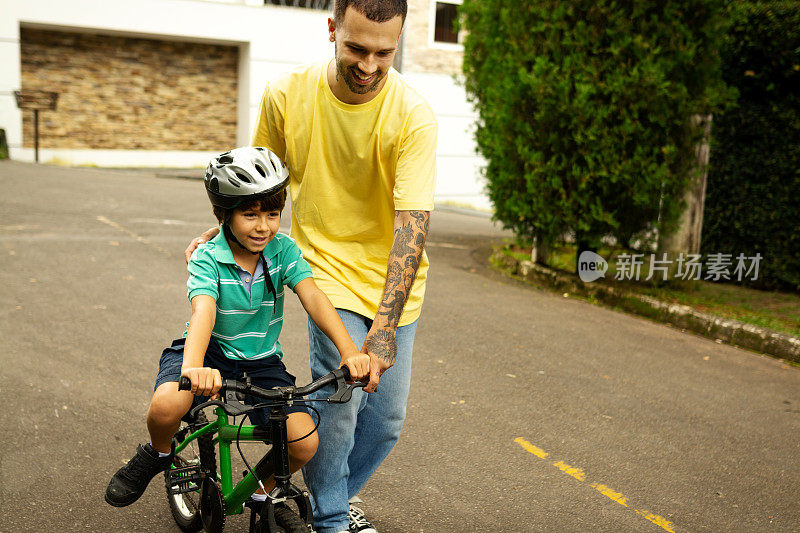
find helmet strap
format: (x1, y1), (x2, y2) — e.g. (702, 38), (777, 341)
(221, 224), (277, 300)
(222, 223), (259, 256)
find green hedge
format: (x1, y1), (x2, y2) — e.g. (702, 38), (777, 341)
(460, 0), (732, 254)
(703, 1), (800, 291)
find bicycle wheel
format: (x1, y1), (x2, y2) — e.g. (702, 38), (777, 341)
(166, 410), (217, 532)
(275, 505), (309, 533)
(257, 504), (309, 533)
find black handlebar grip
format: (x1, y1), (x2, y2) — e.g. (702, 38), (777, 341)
(339, 365), (351, 381)
(178, 376), (192, 391)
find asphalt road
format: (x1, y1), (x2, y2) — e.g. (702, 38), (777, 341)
(1, 161), (798, 532)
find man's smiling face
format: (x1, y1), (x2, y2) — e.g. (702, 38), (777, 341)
(328, 6), (403, 104)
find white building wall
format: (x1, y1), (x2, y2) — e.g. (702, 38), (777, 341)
(403, 71), (488, 210)
(0, 0), (488, 211)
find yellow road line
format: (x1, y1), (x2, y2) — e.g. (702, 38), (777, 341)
(636, 510), (677, 533)
(590, 483), (629, 507)
(553, 460), (586, 481)
(514, 437), (549, 459)
(514, 437), (677, 532)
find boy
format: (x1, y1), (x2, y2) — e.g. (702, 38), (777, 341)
(105, 146), (369, 508)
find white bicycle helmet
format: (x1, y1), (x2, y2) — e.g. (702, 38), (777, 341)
(204, 146), (289, 209)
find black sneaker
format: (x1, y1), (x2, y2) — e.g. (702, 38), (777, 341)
(105, 443), (173, 507)
(348, 504), (378, 533)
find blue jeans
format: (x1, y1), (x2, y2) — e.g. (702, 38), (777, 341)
(302, 309), (418, 533)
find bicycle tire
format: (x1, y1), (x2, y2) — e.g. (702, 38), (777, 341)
(166, 410), (217, 532)
(275, 505), (309, 533)
(257, 504), (309, 533)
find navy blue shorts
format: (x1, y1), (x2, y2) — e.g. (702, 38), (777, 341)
(154, 338), (306, 424)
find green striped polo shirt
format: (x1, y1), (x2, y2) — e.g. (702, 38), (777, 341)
(186, 228), (313, 361)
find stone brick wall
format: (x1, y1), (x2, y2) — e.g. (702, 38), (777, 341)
(20, 28), (238, 151)
(402, 0), (463, 75)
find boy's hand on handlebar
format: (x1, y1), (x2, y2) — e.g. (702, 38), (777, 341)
(340, 353), (371, 385)
(184, 227), (220, 264)
(180, 367), (223, 399)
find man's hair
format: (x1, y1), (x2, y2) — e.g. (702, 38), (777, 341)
(212, 189), (287, 224)
(334, 0), (407, 24)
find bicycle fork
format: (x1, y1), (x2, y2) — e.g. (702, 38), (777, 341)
(245, 406), (313, 532)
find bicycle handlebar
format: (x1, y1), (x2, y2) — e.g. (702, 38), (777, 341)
(178, 366), (365, 409)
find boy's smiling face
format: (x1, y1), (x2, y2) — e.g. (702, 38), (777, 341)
(228, 204), (281, 254)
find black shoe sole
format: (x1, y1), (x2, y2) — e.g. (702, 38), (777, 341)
(104, 490), (143, 508)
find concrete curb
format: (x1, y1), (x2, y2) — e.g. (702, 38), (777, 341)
(491, 250), (800, 363)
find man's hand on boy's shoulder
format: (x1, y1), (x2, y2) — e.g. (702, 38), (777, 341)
(185, 226), (221, 264)
(181, 366), (223, 400)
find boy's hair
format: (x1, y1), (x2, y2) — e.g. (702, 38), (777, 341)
(212, 189), (287, 224)
(334, 0), (407, 24)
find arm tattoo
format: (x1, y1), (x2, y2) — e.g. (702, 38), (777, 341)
(391, 222), (417, 258)
(375, 289), (406, 331)
(372, 211), (430, 360)
(365, 329), (397, 364)
(386, 261), (403, 288)
(410, 210), (430, 233)
(381, 211), (428, 314)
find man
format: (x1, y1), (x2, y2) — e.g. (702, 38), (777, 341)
(187, 1), (436, 531)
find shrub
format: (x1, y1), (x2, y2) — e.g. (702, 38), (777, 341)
(460, 0), (732, 259)
(702, 1), (800, 291)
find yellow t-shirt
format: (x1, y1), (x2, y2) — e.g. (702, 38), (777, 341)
(252, 61), (437, 326)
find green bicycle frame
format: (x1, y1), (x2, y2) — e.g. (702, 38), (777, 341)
(173, 406), (271, 515)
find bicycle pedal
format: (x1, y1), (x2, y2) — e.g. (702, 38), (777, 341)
(165, 465), (203, 495)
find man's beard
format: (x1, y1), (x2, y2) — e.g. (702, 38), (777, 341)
(335, 47), (385, 95)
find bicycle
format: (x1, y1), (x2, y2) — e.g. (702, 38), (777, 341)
(165, 367), (365, 533)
